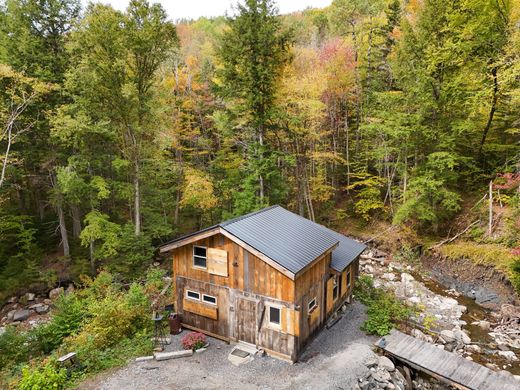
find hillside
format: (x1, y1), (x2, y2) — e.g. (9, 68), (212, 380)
(0, 0), (519, 388)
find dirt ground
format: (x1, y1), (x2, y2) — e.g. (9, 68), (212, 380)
(77, 302), (378, 390)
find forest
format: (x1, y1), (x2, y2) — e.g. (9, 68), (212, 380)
(0, 0), (519, 310)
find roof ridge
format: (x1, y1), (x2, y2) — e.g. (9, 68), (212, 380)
(220, 204), (281, 227)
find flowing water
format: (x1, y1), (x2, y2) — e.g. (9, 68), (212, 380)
(412, 271), (520, 375)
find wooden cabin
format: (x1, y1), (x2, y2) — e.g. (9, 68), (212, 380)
(159, 205), (366, 362)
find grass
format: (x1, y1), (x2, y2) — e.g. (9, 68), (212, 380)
(439, 241), (519, 277)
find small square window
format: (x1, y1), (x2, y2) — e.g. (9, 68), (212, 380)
(308, 297), (317, 313)
(202, 294), (217, 305)
(193, 246), (207, 268)
(186, 290), (200, 300)
(269, 306), (281, 325)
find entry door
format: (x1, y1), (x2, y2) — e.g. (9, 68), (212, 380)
(236, 297), (257, 344)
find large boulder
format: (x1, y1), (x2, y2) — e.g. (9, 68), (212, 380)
(13, 309), (30, 322)
(49, 287), (64, 300)
(440, 330), (456, 344)
(378, 356), (395, 372)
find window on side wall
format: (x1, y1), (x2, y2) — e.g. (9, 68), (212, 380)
(269, 306), (281, 326)
(346, 271), (351, 288)
(193, 246), (207, 268)
(332, 277), (339, 301)
(202, 294), (217, 305)
(308, 297), (317, 313)
(186, 290), (200, 301)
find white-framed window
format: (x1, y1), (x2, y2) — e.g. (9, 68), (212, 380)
(268, 306), (281, 326)
(308, 297), (317, 313)
(193, 246), (207, 269)
(202, 294), (217, 305)
(186, 289), (200, 301)
(346, 271), (351, 288)
(332, 277), (339, 301)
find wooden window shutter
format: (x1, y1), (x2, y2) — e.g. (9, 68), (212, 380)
(341, 269), (348, 297)
(281, 307), (300, 337)
(207, 248), (228, 276)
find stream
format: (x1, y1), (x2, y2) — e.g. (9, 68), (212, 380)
(360, 253), (520, 377)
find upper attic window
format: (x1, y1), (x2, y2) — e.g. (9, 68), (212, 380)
(193, 246), (207, 269)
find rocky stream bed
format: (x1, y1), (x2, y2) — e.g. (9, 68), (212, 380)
(360, 249), (520, 380)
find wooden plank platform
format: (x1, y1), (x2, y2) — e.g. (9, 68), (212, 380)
(378, 330), (519, 390)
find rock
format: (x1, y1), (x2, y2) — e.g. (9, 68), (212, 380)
(195, 347), (207, 353)
(365, 356), (379, 368)
(154, 350), (193, 361)
(365, 265), (375, 274)
(7, 309), (16, 321)
(401, 273), (414, 283)
(497, 343), (509, 351)
(135, 356), (154, 362)
(411, 329), (429, 342)
(453, 329), (471, 345)
(435, 344), (445, 350)
(465, 344), (481, 354)
(378, 356), (395, 372)
(7, 296), (17, 303)
(35, 305), (49, 314)
(382, 273), (396, 281)
(43, 298), (52, 305)
(372, 369), (391, 383)
(12, 309), (30, 322)
(498, 351), (518, 361)
(440, 330), (456, 343)
(25, 292), (35, 301)
(49, 287), (64, 300)
(478, 320), (491, 331)
(408, 296), (421, 304)
(66, 284), (75, 295)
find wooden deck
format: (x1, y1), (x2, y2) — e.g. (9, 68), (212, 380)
(378, 330), (519, 390)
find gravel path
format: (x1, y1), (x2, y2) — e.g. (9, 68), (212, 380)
(77, 302), (377, 390)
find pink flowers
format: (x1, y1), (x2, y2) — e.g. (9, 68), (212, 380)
(181, 332), (207, 350)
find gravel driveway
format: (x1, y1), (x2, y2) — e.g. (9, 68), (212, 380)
(78, 302), (377, 390)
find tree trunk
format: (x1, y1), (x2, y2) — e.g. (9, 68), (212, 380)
(71, 205), (82, 239)
(258, 131), (264, 203)
(488, 180), (493, 236)
(134, 161), (141, 235)
(478, 67), (498, 157)
(89, 241), (96, 276)
(57, 200), (70, 257)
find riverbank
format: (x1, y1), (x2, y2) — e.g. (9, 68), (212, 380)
(359, 248), (520, 377)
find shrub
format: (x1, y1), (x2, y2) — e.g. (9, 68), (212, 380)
(181, 332), (207, 350)
(0, 326), (31, 369)
(354, 275), (414, 336)
(18, 361), (67, 390)
(31, 293), (85, 354)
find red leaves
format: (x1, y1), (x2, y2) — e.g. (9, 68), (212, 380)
(181, 331), (207, 350)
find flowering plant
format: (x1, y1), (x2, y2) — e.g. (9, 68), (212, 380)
(181, 332), (207, 350)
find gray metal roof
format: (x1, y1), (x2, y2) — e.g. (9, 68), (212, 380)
(222, 205), (366, 274)
(221, 205), (338, 274)
(160, 205), (366, 275)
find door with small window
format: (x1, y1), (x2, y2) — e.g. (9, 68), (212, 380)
(235, 297), (257, 344)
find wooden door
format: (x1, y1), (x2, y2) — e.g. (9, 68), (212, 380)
(236, 297), (257, 344)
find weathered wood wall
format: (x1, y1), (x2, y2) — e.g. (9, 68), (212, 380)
(173, 234), (294, 301)
(172, 232), (360, 361)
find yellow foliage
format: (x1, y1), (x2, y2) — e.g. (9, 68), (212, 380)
(180, 167), (218, 211)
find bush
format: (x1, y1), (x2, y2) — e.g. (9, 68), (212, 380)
(18, 361), (67, 390)
(354, 275), (414, 336)
(0, 326), (31, 369)
(181, 332), (207, 350)
(31, 293), (85, 354)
